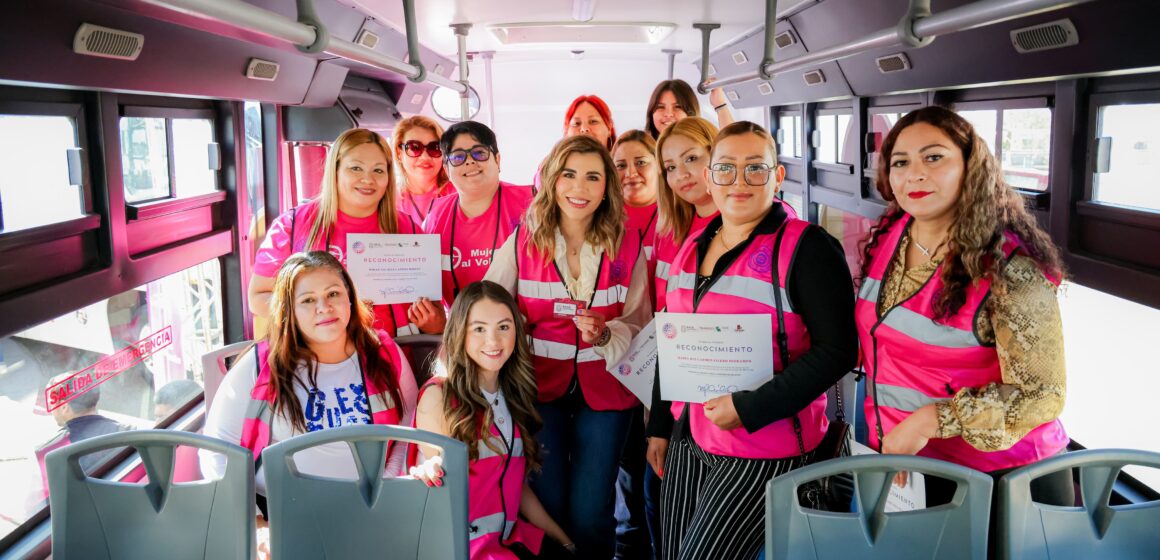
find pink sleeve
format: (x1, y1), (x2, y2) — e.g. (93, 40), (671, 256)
(253, 210), (295, 278)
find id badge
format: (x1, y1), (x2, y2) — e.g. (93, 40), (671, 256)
(552, 298), (586, 318)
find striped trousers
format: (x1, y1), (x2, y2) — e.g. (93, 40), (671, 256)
(658, 436), (810, 560)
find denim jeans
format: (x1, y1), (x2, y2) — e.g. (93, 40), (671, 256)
(530, 391), (633, 559)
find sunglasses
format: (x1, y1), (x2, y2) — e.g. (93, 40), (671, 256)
(445, 145), (493, 167)
(402, 140), (442, 158)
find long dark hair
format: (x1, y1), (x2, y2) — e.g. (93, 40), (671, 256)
(266, 251), (405, 432)
(439, 281), (542, 469)
(645, 79), (699, 139)
(857, 106), (1065, 318)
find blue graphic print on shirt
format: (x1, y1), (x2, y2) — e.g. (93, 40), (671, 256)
(305, 383), (371, 432)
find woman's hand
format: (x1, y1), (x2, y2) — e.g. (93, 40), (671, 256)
(408, 455), (444, 487)
(707, 77), (727, 109)
(255, 514), (271, 560)
(573, 309), (608, 345)
(881, 404), (939, 486)
(409, 297), (447, 334)
(703, 394), (742, 430)
(646, 437), (670, 478)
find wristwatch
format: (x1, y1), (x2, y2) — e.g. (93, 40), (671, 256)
(594, 326), (612, 347)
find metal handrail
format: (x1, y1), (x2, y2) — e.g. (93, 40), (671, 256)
(137, 0), (467, 93)
(699, 0), (1097, 92)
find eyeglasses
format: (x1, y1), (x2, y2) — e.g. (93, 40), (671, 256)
(402, 140), (442, 158)
(710, 163), (774, 186)
(445, 145), (493, 167)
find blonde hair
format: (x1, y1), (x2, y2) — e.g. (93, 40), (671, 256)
(656, 117), (718, 239)
(393, 116), (449, 192)
(530, 135), (625, 259)
(306, 129), (399, 250)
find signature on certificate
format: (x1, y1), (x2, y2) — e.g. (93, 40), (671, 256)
(698, 383), (740, 398)
(378, 286), (417, 298)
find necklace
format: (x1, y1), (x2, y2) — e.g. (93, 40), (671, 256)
(913, 234), (948, 260)
(715, 227), (737, 251)
(482, 387), (504, 424)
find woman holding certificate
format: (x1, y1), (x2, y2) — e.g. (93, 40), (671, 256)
(856, 107), (1070, 508)
(249, 128), (438, 337)
(485, 135), (651, 559)
(647, 122), (858, 560)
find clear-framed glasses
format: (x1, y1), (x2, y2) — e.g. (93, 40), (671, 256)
(710, 163), (773, 186)
(445, 144), (493, 167)
(403, 140), (442, 158)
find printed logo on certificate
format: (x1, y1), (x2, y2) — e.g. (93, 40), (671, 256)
(607, 320), (658, 406)
(347, 234), (442, 304)
(655, 312), (774, 404)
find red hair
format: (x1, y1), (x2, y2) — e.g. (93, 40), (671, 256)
(563, 95), (616, 150)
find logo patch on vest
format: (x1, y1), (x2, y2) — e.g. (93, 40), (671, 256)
(747, 244), (773, 275)
(609, 259), (627, 283)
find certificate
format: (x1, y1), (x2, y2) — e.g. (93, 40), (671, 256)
(656, 312), (773, 404)
(346, 234), (441, 304)
(607, 320), (658, 407)
(849, 441), (927, 511)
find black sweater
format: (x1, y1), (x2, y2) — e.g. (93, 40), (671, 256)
(648, 203), (859, 439)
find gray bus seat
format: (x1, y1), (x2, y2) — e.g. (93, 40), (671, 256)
(47, 429), (255, 560)
(394, 333), (443, 386)
(200, 340), (253, 407)
(766, 454), (992, 560)
(998, 448), (1160, 560)
(262, 424), (469, 560)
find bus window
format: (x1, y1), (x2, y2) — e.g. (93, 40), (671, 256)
(816, 112), (852, 165)
(958, 109), (998, 155)
(0, 258), (222, 539)
(781, 191), (804, 218)
(0, 114), (84, 231)
(818, 205), (874, 275)
(119, 115), (218, 204)
(1058, 282), (1160, 490)
(866, 111), (901, 170)
(1094, 102), (1160, 211)
(1001, 108), (1051, 191)
(778, 113), (803, 159)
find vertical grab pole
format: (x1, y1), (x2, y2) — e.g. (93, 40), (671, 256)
(400, 0), (427, 82)
(691, 23), (720, 94)
(480, 50), (496, 127)
(662, 49), (682, 80)
(451, 23), (473, 121)
(758, 0), (779, 80)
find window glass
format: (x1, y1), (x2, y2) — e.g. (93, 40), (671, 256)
(778, 114), (802, 158)
(1058, 282), (1160, 491)
(816, 113), (853, 165)
(958, 109), (998, 155)
(430, 85), (481, 122)
(867, 111), (901, 169)
(120, 117), (171, 203)
(1095, 103), (1160, 211)
(1001, 108), (1051, 191)
(0, 115), (84, 231)
(818, 204), (874, 275)
(0, 259), (221, 538)
(171, 118), (217, 197)
(780, 191), (804, 218)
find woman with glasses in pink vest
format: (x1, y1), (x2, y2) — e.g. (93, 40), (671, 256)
(647, 122), (858, 560)
(485, 135), (652, 558)
(394, 116), (453, 228)
(409, 280), (575, 559)
(203, 251), (418, 558)
(249, 128), (434, 338)
(856, 107), (1071, 514)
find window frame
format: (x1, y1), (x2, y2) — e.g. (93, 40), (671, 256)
(119, 105), (220, 213)
(772, 104), (806, 197)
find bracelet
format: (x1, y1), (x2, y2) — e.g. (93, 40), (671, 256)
(594, 326), (612, 347)
(714, 103), (728, 111)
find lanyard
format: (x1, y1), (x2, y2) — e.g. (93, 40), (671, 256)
(448, 187), (504, 298)
(641, 207), (657, 244)
(405, 188), (439, 223)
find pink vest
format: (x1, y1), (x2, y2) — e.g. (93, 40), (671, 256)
(425, 183), (533, 307)
(855, 216), (1068, 472)
(285, 200), (422, 337)
(626, 204), (659, 307)
(239, 333), (406, 462)
(515, 225), (642, 411)
(654, 211), (718, 313)
(664, 218), (827, 459)
(397, 182), (454, 228)
(409, 379), (544, 559)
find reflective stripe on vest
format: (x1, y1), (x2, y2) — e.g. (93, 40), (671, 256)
(857, 215), (1068, 471)
(516, 225), (642, 410)
(666, 218), (827, 459)
(471, 511), (517, 542)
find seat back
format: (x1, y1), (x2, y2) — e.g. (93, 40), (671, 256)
(767, 454), (992, 560)
(47, 430), (255, 560)
(262, 424), (469, 560)
(998, 448), (1160, 560)
(200, 340), (253, 407)
(393, 334), (443, 386)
